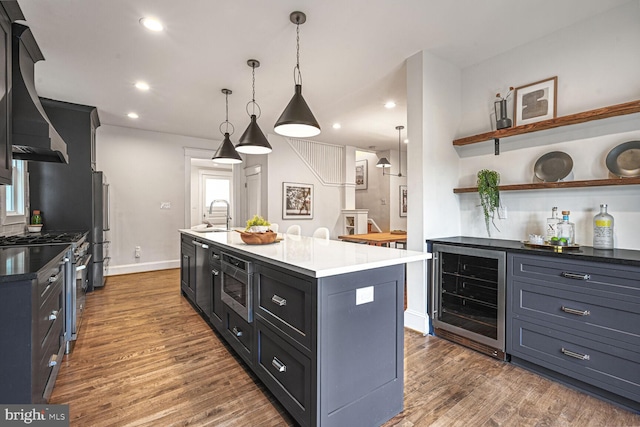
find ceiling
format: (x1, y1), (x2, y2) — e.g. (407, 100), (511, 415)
(18, 0), (630, 152)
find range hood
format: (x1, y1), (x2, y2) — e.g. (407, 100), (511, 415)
(11, 23), (68, 163)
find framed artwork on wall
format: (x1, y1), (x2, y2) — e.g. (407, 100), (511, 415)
(355, 160), (368, 190)
(400, 185), (407, 217)
(513, 76), (557, 126)
(282, 182), (314, 219)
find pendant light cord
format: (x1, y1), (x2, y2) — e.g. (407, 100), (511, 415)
(294, 19), (302, 85)
(219, 90), (234, 136)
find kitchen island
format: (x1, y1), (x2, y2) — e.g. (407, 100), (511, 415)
(179, 229), (429, 427)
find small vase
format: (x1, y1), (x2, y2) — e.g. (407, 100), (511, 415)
(494, 99), (512, 130)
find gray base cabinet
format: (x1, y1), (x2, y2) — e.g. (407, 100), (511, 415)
(179, 232), (405, 427)
(507, 253), (640, 412)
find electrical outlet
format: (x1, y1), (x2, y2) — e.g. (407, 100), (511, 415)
(160, 202), (171, 209)
(498, 206), (508, 219)
(135, 246), (141, 258)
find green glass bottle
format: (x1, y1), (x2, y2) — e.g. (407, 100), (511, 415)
(31, 210), (42, 225)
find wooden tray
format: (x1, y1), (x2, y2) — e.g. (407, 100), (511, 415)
(236, 230), (278, 245)
(522, 241), (580, 251)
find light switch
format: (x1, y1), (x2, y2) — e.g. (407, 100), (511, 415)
(356, 286), (374, 305)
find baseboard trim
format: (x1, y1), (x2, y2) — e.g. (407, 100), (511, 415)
(404, 309), (430, 335)
(107, 260), (179, 276)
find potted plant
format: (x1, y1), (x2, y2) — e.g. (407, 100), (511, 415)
(245, 215), (271, 233)
(477, 169), (501, 236)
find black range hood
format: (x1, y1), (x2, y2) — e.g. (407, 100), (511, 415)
(11, 23), (68, 163)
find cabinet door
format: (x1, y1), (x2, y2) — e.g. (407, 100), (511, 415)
(180, 242), (196, 302)
(0, 6), (12, 184)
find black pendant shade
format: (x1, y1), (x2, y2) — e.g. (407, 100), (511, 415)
(237, 114), (272, 154)
(274, 84), (321, 138)
(376, 157), (391, 168)
(213, 132), (242, 164)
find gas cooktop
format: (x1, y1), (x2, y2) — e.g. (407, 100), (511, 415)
(0, 231), (88, 247)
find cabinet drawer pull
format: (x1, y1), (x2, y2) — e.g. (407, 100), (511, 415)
(561, 306), (590, 316)
(48, 273), (61, 283)
(561, 348), (590, 361)
(560, 272), (590, 280)
(48, 354), (58, 367)
(212, 253), (220, 260)
(183, 255), (189, 259)
(271, 357), (287, 373)
(48, 310), (59, 321)
(271, 295), (287, 306)
(212, 269), (219, 276)
(232, 327), (242, 337)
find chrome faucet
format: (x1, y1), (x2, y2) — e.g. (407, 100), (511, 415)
(209, 199), (231, 230)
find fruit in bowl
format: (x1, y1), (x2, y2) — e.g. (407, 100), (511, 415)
(245, 215), (270, 233)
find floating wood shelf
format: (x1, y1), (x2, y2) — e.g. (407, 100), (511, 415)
(453, 100), (640, 147)
(453, 177), (640, 193)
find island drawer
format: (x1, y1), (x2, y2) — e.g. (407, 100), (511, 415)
(510, 318), (640, 404)
(223, 306), (253, 366)
(510, 279), (640, 346)
(255, 265), (313, 350)
(510, 254), (640, 298)
(256, 320), (311, 427)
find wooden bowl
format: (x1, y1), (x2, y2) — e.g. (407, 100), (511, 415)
(238, 230), (277, 245)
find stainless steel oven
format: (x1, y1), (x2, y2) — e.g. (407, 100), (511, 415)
(431, 243), (506, 359)
(220, 252), (253, 322)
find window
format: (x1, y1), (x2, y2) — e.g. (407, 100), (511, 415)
(5, 159), (25, 217)
(201, 171), (232, 226)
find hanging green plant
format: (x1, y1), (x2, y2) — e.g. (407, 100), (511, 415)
(477, 169), (501, 236)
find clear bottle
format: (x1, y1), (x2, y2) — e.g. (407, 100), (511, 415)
(545, 207), (560, 241)
(556, 210), (575, 245)
(593, 204), (614, 249)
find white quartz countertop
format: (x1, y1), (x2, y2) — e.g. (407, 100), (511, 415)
(180, 229), (430, 278)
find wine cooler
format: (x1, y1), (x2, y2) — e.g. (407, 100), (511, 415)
(430, 243), (506, 360)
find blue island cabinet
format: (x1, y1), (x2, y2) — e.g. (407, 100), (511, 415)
(179, 231), (414, 427)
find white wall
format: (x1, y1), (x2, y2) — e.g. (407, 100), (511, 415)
(266, 134), (345, 238)
(97, 125), (222, 275)
(456, 1), (640, 249)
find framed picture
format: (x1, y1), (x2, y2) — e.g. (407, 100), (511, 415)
(399, 185), (407, 217)
(282, 182), (314, 219)
(355, 160), (368, 190)
(513, 76), (557, 126)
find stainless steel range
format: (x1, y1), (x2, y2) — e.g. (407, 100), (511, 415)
(0, 231), (90, 353)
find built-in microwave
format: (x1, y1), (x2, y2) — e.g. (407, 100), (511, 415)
(220, 252), (254, 322)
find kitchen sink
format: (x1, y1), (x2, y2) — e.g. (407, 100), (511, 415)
(190, 227), (230, 233)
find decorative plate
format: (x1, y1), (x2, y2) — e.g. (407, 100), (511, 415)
(534, 151), (573, 182)
(606, 140), (640, 178)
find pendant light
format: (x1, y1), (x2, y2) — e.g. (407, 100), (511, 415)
(376, 126), (404, 176)
(212, 89), (243, 164)
(236, 59), (272, 154)
(274, 11), (321, 138)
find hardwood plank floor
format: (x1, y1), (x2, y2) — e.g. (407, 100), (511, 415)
(50, 270), (640, 426)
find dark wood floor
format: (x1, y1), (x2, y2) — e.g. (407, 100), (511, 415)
(51, 270), (640, 426)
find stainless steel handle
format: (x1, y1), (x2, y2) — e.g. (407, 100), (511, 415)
(183, 255), (189, 259)
(271, 357), (286, 373)
(232, 327), (242, 337)
(104, 183), (110, 231)
(48, 310), (59, 321)
(212, 253), (220, 259)
(48, 354), (58, 367)
(192, 240), (209, 249)
(271, 295), (287, 306)
(561, 348), (590, 360)
(430, 252), (439, 318)
(212, 269), (219, 276)
(202, 244), (209, 249)
(48, 273), (61, 283)
(561, 306), (591, 316)
(76, 265), (87, 271)
(561, 272), (590, 280)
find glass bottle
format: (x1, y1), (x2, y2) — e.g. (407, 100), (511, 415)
(31, 210), (42, 225)
(545, 207), (560, 241)
(593, 204), (614, 250)
(556, 210), (575, 245)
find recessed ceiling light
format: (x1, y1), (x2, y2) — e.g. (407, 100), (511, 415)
(139, 17), (164, 32)
(332, 123), (341, 129)
(135, 81), (150, 91)
(384, 101), (396, 109)
(127, 112), (139, 119)
(404, 139), (409, 144)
